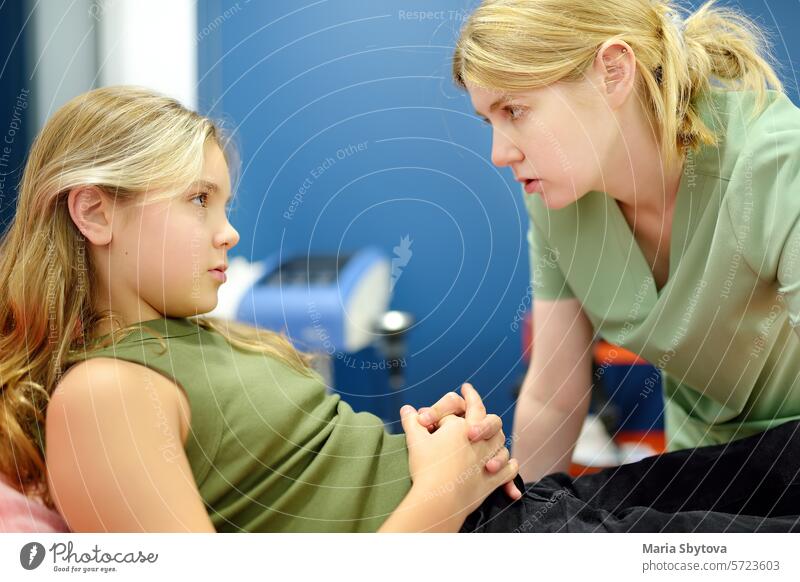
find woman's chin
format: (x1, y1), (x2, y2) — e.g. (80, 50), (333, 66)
(538, 188), (580, 210)
(537, 190), (560, 209)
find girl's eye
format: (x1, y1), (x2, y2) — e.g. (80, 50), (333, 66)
(192, 192), (209, 208)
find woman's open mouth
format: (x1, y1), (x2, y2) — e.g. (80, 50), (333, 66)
(524, 179), (543, 194)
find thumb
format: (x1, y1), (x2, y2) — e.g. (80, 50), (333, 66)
(400, 404), (427, 444)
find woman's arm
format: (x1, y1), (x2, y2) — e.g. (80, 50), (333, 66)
(46, 358), (216, 532)
(513, 297), (595, 482)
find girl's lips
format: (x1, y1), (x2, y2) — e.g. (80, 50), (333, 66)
(209, 269), (227, 283)
(524, 179), (543, 194)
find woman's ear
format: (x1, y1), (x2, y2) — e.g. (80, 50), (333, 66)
(67, 186), (114, 245)
(593, 40), (636, 110)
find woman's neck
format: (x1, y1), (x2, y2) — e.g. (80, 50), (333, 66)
(605, 138), (685, 221)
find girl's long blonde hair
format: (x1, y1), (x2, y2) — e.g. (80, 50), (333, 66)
(453, 0), (785, 172)
(0, 86), (314, 509)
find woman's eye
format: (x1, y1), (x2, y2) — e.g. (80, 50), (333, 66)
(506, 105), (525, 121)
(192, 192), (209, 208)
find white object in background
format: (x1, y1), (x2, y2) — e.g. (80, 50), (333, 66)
(618, 441), (659, 465)
(206, 256), (267, 322)
(571, 413), (620, 467)
(96, 0), (197, 109)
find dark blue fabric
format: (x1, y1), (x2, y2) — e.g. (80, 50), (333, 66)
(459, 419), (800, 532)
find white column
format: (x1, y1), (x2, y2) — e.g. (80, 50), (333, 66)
(31, 0), (98, 130)
(96, 0), (197, 109)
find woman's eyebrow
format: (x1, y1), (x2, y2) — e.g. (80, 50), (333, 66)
(474, 93), (513, 123)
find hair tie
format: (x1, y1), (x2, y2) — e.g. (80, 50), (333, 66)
(669, 10), (686, 49)
(652, 10), (686, 85)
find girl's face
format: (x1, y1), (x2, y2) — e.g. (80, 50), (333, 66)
(467, 79), (614, 210)
(93, 141), (240, 324)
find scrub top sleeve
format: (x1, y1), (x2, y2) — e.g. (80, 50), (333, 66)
(777, 212), (800, 331)
(769, 129), (800, 331)
(526, 197), (576, 301)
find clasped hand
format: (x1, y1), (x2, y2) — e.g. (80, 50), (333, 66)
(399, 383), (522, 508)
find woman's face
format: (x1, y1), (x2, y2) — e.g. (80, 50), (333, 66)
(467, 79), (614, 210)
(93, 141), (240, 323)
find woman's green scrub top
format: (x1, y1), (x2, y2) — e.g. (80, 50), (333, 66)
(526, 88), (800, 451)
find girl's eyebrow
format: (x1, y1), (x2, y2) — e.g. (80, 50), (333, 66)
(192, 179), (232, 203)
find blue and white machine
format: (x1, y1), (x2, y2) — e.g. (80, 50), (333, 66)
(235, 247), (391, 355)
(206, 248), (412, 418)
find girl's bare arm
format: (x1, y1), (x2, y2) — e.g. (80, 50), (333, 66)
(46, 358), (216, 533)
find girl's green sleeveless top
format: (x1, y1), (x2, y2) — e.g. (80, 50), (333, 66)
(61, 316), (412, 532)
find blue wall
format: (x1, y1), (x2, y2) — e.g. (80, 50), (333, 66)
(0, 1), (31, 238)
(197, 0), (799, 434)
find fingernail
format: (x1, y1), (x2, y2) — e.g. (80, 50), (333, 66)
(468, 425), (480, 439)
(400, 405), (412, 415)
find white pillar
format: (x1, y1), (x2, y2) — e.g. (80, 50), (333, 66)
(96, 0), (197, 109)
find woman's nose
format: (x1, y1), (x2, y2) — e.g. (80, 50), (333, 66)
(491, 129), (524, 167)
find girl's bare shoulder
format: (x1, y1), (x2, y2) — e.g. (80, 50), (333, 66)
(53, 357), (191, 446)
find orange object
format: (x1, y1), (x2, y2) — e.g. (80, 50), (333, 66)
(593, 339), (649, 366)
(521, 309), (665, 478)
(567, 430), (667, 477)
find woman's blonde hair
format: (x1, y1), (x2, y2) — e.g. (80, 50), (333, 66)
(453, 0), (785, 172)
(0, 86), (314, 509)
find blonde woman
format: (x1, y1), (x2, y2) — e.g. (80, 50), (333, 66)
(0, 86), (524, 533)
(450, 0), (800, 529)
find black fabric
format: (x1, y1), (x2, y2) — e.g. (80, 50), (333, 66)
(459, 419), (800, 532)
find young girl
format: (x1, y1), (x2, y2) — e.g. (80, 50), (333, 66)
(0, 85), (520, 533)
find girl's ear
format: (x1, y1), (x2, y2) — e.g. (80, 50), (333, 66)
(67, 186), (114, 245)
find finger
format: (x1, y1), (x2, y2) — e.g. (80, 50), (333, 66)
(484, 427), (508, 454)
(484, 446), (510, 473)
(461, 382), (486, 427)
(491, 459), (520, 499)
(416, 407), (439, 431)
(502, 479), (523, 501)
(469, 414), (502, 442)
(417, 409), (437, 433)
(417, 391), (466, 428)
(416, 407), (432, 427)
(399, 405), (428, 445)
(499, 458), (520, 486)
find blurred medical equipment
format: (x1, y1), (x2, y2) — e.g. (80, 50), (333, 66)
(210, 250), (413, 416)
(373, 311), (415, 391)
